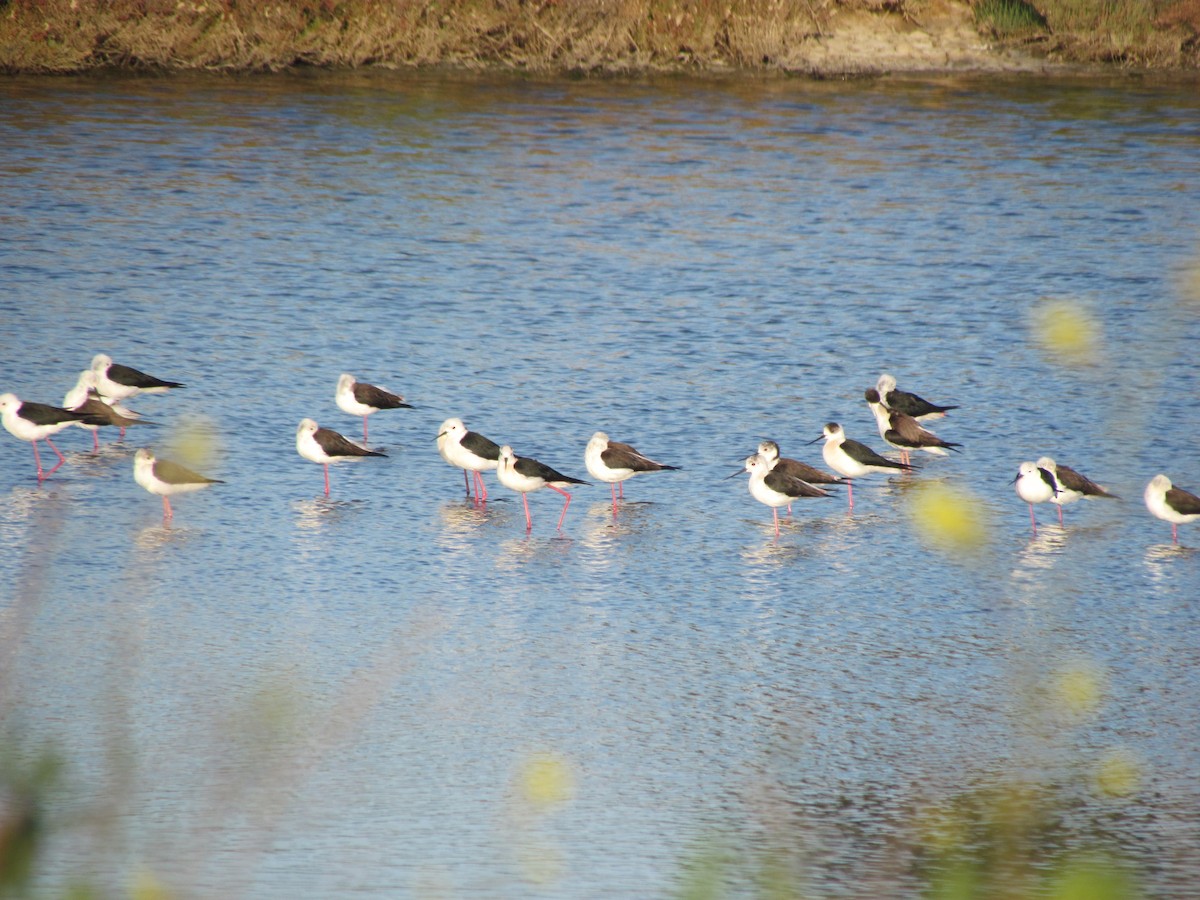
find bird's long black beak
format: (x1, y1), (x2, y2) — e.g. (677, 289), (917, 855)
(725, 467), (747, 480)
(805, 435), (823, 445)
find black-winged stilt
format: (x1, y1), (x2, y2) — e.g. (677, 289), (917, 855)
(336, 373), (412, 443)
(1144, 474), (1200, 544)
(865, 388), (961, 465)
(496, 445), (588, 532)
(1036, 456), (1118, 525)
(1, 392), (104, 481)
(584, 431), (678, 512)
(809, 422), (913, 511)
(296, 418), (386, 497)
(876, 373), (957, 420)
(133, 448), (222, 520)
(91, 354), (184, 402)
(1013, 460), (1059, 535)
(727, 452), (830, 536)
(437, 418), (501, 502)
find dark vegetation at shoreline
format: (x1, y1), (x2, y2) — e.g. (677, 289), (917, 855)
(1, 0), (1197, 76)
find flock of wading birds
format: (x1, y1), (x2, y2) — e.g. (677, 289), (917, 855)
(3, 355), (1200, 542)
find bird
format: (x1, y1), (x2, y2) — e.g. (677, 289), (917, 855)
(335, 373), (412, 443)
(1013, 460), (1059, 535)
(1144, 474), (1200, 544)
(809, 423), (913, 511)
(90, 354), (184, 402)
(755, 439), (842, 514)
(496, 445), (589, 531)
(876, 373), (957, 420)
(133, 448), (222, 520)
(1036, 456), (1118, 525)
(436, 418), (501, 502)
(295, 418), (386, 497)
(63, 370), (153, 451)
(1, 392), (105, 481)
(865, 388), (961, 465)
(755, 440), (843, 487)
(727, 453), (830, 536)
(584, 431), (678, 512)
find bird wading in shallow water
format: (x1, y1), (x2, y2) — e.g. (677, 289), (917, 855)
(436, 417), (502, 503)
(865, 388), (961, 466)
(1144, 474), (1200, 544)
(296, 418), (386, 497)
(727, 452), (830, 537)
(496, 445), (589, 532)
(809, 422), (913, 511)
(336, 373), (412, 444)
(1013, 460), (1059, 535)
(1, 392), (106, 481)
(133, 448), (222, 521)
(585, 431), (678, 513)
(1036, 456), (1118, 525)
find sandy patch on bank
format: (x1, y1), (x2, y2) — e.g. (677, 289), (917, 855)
(784, 0), (1050, 75)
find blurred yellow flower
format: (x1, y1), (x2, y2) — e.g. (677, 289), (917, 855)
(519, 752), (574, 808)
(1032, 299), (1102, 366)
(907, 481), (988, 554)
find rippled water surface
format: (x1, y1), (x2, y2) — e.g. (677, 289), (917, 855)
(2, 70), (1199, 897)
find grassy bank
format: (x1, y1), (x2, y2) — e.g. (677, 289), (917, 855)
(0, 0), (1198, 77)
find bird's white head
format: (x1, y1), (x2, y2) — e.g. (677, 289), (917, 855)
(757, 440), (780, 462)
(1148, 473), (1172, 493)
(91, 354), (113, 373)
(822, 423), (844, 443)
(337, 373), (355, 392)
(1035, 456), (1057, 473)
(0, 393), (20, 415)
(297, 418), (319, 437)
(745, 454), (769, 476)
(438, 418), (466, 440)
(877, 373), (897, 395)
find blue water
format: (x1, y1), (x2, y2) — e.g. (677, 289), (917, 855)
(2, 71), (1199, 897)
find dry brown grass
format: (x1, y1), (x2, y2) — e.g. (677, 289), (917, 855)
(0, 0), (1196, 73)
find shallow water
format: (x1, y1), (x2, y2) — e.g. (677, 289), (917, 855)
(2, 70), (1199, 897)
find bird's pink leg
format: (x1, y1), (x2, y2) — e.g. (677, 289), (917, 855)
(1057, 504), (1064, 526)
(847, 479), (854, 512)
(323, 464), (331, 497)
(773, 508), (780, 537)
(363, 417), (369, 444)
(610, 484), (618, 517)
(1029, 503), (1038, 535)
(462, 469), (472, 497)
(618, 482), (624, 500)
(474, 471), (488, 503)
(92, 430), (100, 453)
(162, 496), (173, 520)
(34, 439), (66, 480)
(1172, 523), (1178, 544)
(521, 494), (532, 531)
(549, 485), (572, 530)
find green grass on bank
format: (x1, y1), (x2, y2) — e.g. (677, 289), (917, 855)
(974, 0), (1200, 64)
(0, 0), (1197, 74)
